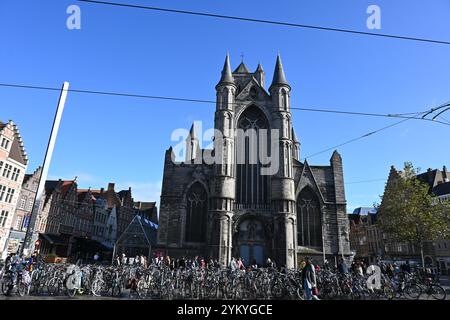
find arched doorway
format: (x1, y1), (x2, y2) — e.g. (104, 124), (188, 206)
(236, 218), (266, 266)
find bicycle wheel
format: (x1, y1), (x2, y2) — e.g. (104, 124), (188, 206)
(404, 284), (421, 300)
(47, 278), (60, 296)
(112, 282), (123, 297)
(136, 280), (148, 299)
(383, 285), (395, 300)
(428, 284), (446, 301)
(67, 288), (77, 297)
(91, 279), (104, 297)
(18, 283), (28, 297)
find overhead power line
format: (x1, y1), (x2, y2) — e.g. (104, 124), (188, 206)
(302, 112), (425, 160)
(345, 178), (386, 185)
(78, 0), (450, 46)
(1, 82), (449, 125)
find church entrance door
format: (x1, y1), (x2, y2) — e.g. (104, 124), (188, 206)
(237, 219), (265, 266)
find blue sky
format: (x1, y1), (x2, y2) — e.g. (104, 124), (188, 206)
(1, 0), (449, 210)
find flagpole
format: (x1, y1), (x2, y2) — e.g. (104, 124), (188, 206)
(22, 82), (70, 255)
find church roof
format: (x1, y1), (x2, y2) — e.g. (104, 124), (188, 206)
(234, 62), (251, 73)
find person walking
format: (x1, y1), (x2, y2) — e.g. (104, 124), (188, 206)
(338, 258), (349, 274)
(301, 257), (319, 300)
(229, 257), (237, 271)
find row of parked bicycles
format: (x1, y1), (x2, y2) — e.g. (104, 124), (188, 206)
(0, 262), (447, 300)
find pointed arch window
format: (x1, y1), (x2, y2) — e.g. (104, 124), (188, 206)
(297, 188), (322, 247)
(236, 106), (270, 206)
(280, 89), (288, 110)
(185, 182), (208, 242)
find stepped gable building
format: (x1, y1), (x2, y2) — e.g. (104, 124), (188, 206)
(158, 55), (351, 268)
(0, 120), (29, 258)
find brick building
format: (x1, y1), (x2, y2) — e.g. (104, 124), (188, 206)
(0, 120), (28, 259)
(7, 166), (41, 254)
(158, 55), (351, 268)
(36, 180), (139, 260)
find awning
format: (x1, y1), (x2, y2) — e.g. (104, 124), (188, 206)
(40, 233), (67, 245)
(74, 237), (111, 252)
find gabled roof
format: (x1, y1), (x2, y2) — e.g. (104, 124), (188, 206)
(0, 120), (28, 165)
(296, 160), (327, 204)
(233, 62), (251, 73)
(432, 182), (450, 197)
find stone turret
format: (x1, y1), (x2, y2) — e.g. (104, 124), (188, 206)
(269, 54), (296, 268)
(209, 54), (238, 265)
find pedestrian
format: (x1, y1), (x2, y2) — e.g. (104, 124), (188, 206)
(237, 257), (244, 270)
(229, 257), (237, 271)
(356, 262), (364, 277)
(338, 258), (349, 274)
(301, 257), (319, 300)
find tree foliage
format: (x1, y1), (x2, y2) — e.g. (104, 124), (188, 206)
(377, 162), (450, 246)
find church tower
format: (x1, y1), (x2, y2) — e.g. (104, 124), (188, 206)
(208, 54), (236, 265)
(269, 55), (297, 268)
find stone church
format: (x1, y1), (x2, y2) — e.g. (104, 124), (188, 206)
(157, 54), (351, 268)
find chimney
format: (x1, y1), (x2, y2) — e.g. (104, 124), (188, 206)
(100, 187), (104, 194)
(444, 166), (449, 182)
(108, 183), (115, 191)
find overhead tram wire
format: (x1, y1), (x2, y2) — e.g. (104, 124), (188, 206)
(1, 82), (449, 126)
(77, 0), (450, 46)
(302, 111), (427, 160)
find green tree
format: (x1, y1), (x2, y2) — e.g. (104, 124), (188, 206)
(377, 162), (450, 269)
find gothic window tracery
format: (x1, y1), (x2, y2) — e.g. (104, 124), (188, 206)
(297, 188), (322, 247)
(236, 106), (269, 206)
(185, 182), (207, 242)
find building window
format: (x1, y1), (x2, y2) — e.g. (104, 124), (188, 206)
(19, 197), (26, 209)
(0, 185), (6, 202)
(236, 105), (270, 206)
(15, 215), (23, 230)
(5, 188), (15, 203)
(297, 187), (322, 248)
(1, 138), (10, 149)
(11, 168), (20, 182)
(0, 161), (3, 172)
(0, 210), (9, 227)
(185, 182), (207, 242)
(2, 164), (12, 179)
(27, 199), (34, 211)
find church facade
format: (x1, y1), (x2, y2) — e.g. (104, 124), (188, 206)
(157, 55), (351, 268)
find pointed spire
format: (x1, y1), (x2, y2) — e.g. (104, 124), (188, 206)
(291, 127), (299, 142)
(217, 53), (235, 86)
(189, 123), (197, 139)
(270, 54), (289, 90)
(256, 63), (264, 72)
